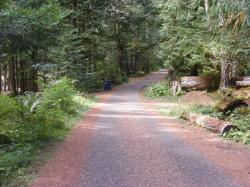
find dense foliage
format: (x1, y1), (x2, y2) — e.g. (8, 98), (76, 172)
(0, 0), (162, 94)
(0, 79), (93, 185)
(166, 104), (250, 144)
(157, 0), (250, 88)
(145, 81), (172, 98)
(1, 0), (249, 92)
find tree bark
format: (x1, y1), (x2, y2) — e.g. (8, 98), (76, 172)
(31, 50), (39, 92)
(20, 60), (26, 94)
(0, 62), (2, 93)
(72, 0), (78, 29)
(204, 0), (211, 30)
(220, 59), (231, 89)
(9, 56), (17, 95)
(4, 64), (7, 91)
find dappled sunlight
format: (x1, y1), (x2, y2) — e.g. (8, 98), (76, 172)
(87, 113), (168, 120)
(155, 127), (190, 133)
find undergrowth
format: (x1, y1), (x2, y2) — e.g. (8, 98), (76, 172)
(163, 103), (250, 144)
(144, 80), (185, 100)
(224, 107), (250, 144)
(0, 78), (94, 186)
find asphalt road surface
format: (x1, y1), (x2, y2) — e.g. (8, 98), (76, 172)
(33, 70), (249, 187)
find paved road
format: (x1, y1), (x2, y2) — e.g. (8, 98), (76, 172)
(78, 70), (241, 187)
(33, 70), (247, 187)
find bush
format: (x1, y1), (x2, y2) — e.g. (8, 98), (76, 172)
(145, 81), (172, 98)
(0, 95), (22, 140)
(24, 78), (77, 141)
(0, 78), (78, 143)
(0, 95), (20, 119)
(40, 78), (78, 114)
(0, 78), (91, 185)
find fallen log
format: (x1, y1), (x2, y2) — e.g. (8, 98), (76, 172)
(216, 96), (248, 113)
(182, 112), (238, 134)
(181, 76), (213, 90)
(238, 76), (250, 81)
(236, 81), (250, 88)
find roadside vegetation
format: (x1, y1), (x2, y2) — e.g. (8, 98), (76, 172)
(145, 81), (250, 144)
(0, 79), (94, 186)
(0, 0), (162, 185)
(144, 80), (185, 100)
(143, 0), (249, 144)
(0, 0), (249, 184)
(168, 104), (250, 144)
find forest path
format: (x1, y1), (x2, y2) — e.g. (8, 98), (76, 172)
(33, 70), (250, 187)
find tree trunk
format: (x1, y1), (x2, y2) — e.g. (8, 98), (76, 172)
(4, 64), (7, 91)
(15, 55), (19, 94)
(220, 59), (231, 89)
(9, 56), (17, 95)
(20, 60), (26, 94)
(231, 61), (238, 78)
(72, 0), (78, 29)
(204, 0), (210, 28)
(31, 50), (39, 92)
(0, 62), (2, 93)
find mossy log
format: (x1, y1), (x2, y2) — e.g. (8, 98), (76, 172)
(216, 97), (248, 113)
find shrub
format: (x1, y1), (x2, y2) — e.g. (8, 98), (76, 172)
(0, 95), (20, 121)
(145, 81), (172, 98)
(0, 95), (21, 139)
(16, 92), (41, 114)
(0, 78), (91, 184)
(40, 78), (77, 115)
(25, 78), (77, 140)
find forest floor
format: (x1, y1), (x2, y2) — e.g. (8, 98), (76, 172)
(32, 70), (250, 187)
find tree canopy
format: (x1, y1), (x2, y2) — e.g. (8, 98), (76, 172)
(0, 0), (249, 94)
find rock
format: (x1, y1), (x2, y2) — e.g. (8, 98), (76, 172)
(0, 134), (12, 145)
(216, 96), (248, 113)
(181, 76), (214, 90)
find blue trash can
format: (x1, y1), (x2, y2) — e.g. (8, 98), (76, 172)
(104, 80), (112, 91)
